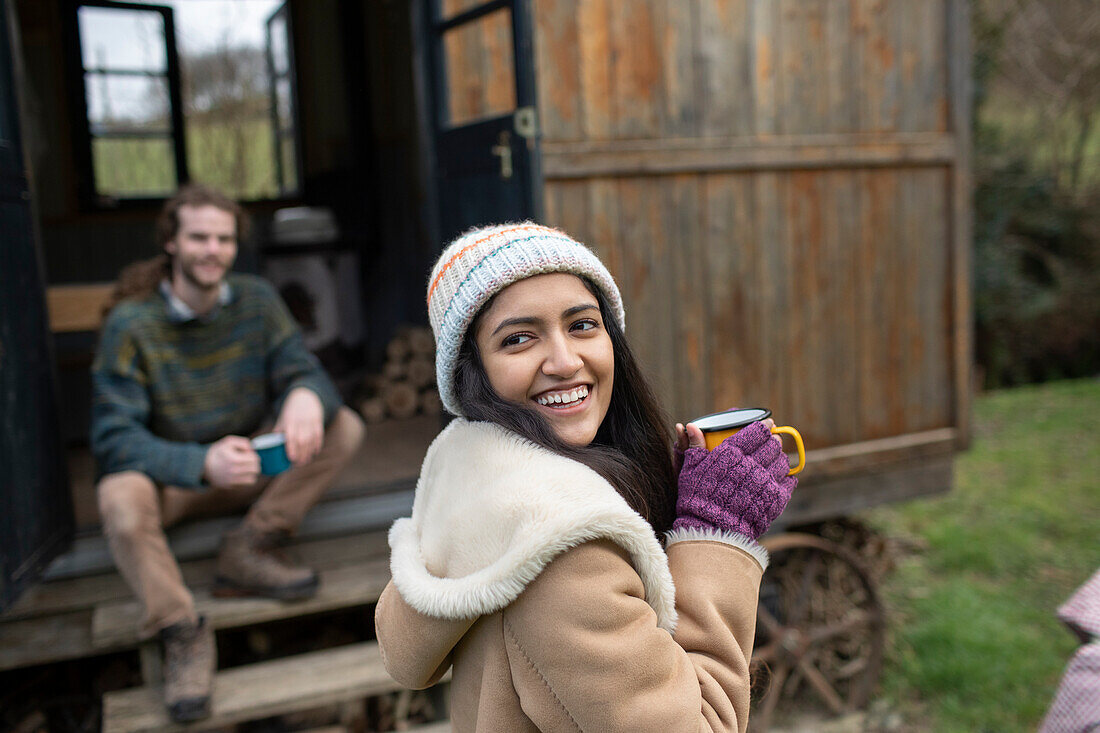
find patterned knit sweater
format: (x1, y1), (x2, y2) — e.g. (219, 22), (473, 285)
(90, 274), (342, 488)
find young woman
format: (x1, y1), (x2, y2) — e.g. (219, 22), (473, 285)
(374, 223), (797, 732)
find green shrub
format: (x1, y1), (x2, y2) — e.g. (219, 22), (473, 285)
(971, 1), (1100, 387)
(973, 149), (1100, 387)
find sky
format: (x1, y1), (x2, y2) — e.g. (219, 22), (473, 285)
(131, 0), (283, 54)
(79, 0), (283, 70)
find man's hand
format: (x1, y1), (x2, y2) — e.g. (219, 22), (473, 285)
(275, 387), (324, 465)
(204, 436), (260, 487)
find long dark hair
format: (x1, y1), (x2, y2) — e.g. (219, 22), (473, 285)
(454, 278), (677, 534)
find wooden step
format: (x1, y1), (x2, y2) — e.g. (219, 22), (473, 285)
(6, 530), (391, 623)
(0, 531), (391, 673)
(102, 641), (445, 733)
(0, 608), (94, 673)
(43, 489), (413, 581)
(92, 558), (392, 649)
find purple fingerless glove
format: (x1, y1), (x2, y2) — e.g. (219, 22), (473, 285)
(674, 421), (797, 540)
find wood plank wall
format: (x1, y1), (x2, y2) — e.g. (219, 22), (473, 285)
(532, 0), (969, 454)
(535, 0), (948, 141)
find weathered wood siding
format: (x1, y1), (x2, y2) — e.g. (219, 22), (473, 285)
(533, 0), (970, 470)
(535, 0), (950, 140)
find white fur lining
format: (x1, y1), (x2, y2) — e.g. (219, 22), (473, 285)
(665, 526), (770, 572)
(388, 419), (678, 632)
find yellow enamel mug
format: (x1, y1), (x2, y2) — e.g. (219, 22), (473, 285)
(690, 408), (806, 476)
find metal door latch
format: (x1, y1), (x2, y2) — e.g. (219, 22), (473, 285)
(492, 130), (513, 179)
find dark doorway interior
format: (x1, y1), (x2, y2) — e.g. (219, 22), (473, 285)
(13, 0), (439, 533)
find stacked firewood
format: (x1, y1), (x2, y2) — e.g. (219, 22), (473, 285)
(357, 325), (440, 423)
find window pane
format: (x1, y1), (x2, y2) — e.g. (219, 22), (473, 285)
(78, 6), (167, 72)
(92, 137), (176, 197)
(88, 0), (300, 200)
(85, 73), (171, 134)
(443, 9), (516, 126)
(181, 34), (279, 200)
(186, 117), (278, 200)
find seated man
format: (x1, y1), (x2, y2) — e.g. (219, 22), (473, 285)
(91, 184), (364, 723)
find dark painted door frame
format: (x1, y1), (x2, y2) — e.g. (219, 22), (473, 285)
(421, 0), (544, 246)
(0, 0), (74, 611)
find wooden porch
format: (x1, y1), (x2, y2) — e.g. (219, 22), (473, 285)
(0, 415), (446, 732)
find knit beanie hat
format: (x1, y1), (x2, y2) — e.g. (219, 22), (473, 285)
(427, 222), (625, 417)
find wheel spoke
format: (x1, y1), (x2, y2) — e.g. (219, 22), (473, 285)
(835, 657), (868, 679)
(752, 534), (886, 724)
(786, 664), (804, 693)
(752, 641), (779, 665)
(807, 610), (872, 646)
(797, 658), (846, 714)
(756, 604), (784, 636)
(790, 552), (821, 626)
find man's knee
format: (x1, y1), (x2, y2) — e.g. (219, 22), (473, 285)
(97, 471), (160, 538)
(324, 407), (365, 462)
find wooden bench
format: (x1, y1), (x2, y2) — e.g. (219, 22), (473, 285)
(46, 282), (115, 333)
(102, 641), (451, 733)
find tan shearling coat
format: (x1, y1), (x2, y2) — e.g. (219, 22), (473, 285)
(375, 419), (768, 733)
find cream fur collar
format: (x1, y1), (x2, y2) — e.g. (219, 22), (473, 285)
(388, 419), (678, 632)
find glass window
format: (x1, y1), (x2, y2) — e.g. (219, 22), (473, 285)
(442, 8), (516, 127)
(78, 6), (167, 71)
(77, 4), (176, 198)
(92, 138), (176, 197)
(85, 75), (171, 134)
(73, 0), (300, 203)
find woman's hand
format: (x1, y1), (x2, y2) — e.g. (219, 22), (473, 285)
(673, 411), (771, 471)
(674, 421), (707, 452)
(673, 421), (705, 475)
(673, 420), (796, 540)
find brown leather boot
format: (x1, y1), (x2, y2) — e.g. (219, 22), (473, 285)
(212, 525), (319, 601)
(160, 616), (215, 723)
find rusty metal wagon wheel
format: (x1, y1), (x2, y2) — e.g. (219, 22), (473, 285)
(748, 532), (886, 732)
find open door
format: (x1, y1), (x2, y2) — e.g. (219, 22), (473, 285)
(0, 0), (73, 611)
(426, 0), (543, 241)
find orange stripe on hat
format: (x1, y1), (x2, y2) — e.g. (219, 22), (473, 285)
(426, 224), (549, 305)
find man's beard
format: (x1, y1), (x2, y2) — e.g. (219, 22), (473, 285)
(180, 259), (226, 291)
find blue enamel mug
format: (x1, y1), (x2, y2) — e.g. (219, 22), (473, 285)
(252, 433), (292, 476)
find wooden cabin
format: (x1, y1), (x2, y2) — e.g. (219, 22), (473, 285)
(0, 0), (970, 729)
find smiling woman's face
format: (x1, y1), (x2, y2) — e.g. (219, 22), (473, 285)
(474, 273), (615, 447)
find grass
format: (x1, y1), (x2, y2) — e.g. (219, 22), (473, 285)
(92, 117), (286, 201)
(861, 377), (1100, 732)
